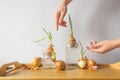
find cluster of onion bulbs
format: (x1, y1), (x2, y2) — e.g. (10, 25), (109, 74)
(78, 56), (98, 70)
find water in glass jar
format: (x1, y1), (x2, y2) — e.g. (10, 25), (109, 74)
(65, 43), (80, 65)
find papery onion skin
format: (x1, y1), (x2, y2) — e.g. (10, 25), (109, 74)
(46, 45), (54, 57)
(69, 36), (76, 44)
(87, 59), (97, 66)
(32, 57), (42, 67)
(78, 60), (87, 69)
(55, 60), (66, 70)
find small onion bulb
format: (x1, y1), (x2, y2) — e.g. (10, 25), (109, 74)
(87, 59), (96, 67)
(55, 60), (66, 70)
(32, 57), (42, 67)
(78, 60), (87, 69)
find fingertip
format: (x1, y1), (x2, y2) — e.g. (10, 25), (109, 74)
(86, 46), (90, 50)
(90, 41), (93, 45)
(56, 27), (58, 31)
(94, 41), (97, 44)
(56, 29), (58, 31)
(61, 24), (67, 27)
(56, 24), (58, 31)
(63, 21), (67, 24)
(59, 23), (67, 27)
(55, 13), (60, 31)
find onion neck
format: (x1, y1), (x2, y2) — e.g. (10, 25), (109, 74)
(80, 55), (83, 60)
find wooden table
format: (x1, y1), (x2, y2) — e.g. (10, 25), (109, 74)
(0, 64), (120, 80)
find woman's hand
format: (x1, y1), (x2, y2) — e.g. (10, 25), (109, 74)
(55, 0), (72, 31)
(86, 39), (120, 54)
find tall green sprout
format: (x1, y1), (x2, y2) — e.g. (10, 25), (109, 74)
(69, 14), (73, 36)
(78, 40), (87, 60)
(34, 28), (52, 44)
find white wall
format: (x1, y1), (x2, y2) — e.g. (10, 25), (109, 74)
(0, 0), (120, 65)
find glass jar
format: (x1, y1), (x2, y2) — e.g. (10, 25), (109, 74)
(65, 42), (80, 68)
(41, 46), (56, 69)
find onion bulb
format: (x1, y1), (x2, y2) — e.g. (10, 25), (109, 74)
(87, 60), (97, 70)
(87, 59), (96, 67)
(46, 44), (53, 57)
(68, 36), (76, 47)
(55, 60), (66, 70)
(69, 36), (76, 44)
(32, 57), (42, 67)
(78, 60), (87, 69)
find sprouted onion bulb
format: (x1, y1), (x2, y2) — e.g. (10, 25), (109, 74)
(46, 44), (54, 57)
(67, 14), (78, 48)
(68, 35), (77, 47)
(78, 60), (87, 69)
(34, 28), (56, 60)
(55, 60), (66, 70)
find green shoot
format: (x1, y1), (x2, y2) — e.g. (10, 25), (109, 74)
(78, 40), (87, 60)
(42, 27), (49, 36)
(42, 27), (52, 43)
(69, 14), (73, 35)
(48, 31), (52, 43)
(34, 37), (47, 43)
(34, 27), (53, 43)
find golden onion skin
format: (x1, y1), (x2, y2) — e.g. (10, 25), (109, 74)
(78, 60), (87, 69)
(55, 60), (66, 70)
(87, 59), (97, 67)
(32, 57), (42, 67)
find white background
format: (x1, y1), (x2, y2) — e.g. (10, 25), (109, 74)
(0, 0), (120, 65)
